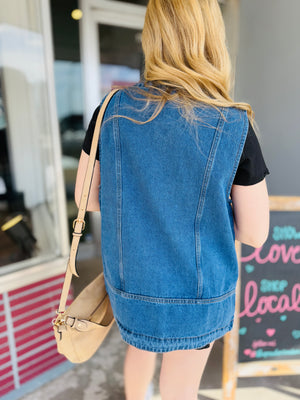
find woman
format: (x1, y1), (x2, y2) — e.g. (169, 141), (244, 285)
(75, 0), (270, 399)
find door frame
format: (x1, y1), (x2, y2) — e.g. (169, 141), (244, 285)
(79, 0), (146, 125)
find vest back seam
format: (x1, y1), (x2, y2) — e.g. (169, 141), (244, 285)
(194, 108), (228, 298)
(105, 277), (235, 304)
(113, 91), (125, 290)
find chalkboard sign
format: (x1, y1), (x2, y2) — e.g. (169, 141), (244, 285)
(238, 211), (300, 363)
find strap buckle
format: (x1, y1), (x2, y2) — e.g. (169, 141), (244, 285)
(52, 310), (66, 327)
(73, 218), (85, 231)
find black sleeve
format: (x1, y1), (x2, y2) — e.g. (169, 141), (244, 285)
(82, 105), (101, 160)
(233, 123), (270, 185)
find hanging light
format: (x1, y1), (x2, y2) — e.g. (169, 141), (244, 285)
(71, 9), (83, 20)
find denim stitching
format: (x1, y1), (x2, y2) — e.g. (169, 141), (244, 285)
(106, 278), (235, 304)
(194, 107), (228, 298)
(116, 317), (234, 343)
(226, 110), (249, 200)
(113, 92), (125, 290)
(99, 97), (107, 211)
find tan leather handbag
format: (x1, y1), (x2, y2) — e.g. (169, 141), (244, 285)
(52, 89), (118, 364)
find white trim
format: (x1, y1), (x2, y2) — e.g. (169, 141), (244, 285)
(3, 292), (20, 389)
(92, 9), (145, 30)
(0, 255), (55, 278)
(89, 0), (146, 15)
(79, 0), (101, 127)
(0, 257), (68, 294)
(40, 0), (69, 257)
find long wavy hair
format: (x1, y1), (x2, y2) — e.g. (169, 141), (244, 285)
(126, 0), (254, 124)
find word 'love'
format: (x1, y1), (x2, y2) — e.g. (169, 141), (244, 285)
(241, 244), (300, 265)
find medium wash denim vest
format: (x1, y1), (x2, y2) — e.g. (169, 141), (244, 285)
(99, 83), (248, 352)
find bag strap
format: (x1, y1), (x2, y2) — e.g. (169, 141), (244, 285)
(57, 89), (119, 314)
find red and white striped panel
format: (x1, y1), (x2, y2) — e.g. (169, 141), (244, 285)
(0, 273), (73, 394)
(0, 293), (15, 397)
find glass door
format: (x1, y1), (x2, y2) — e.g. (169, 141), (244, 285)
(98, 23), (143, 94)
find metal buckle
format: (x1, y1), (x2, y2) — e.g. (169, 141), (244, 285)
(73, 218), (85, 230)
(52, 310), (66, 327)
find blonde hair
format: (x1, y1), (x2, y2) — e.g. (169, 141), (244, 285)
(127, 0), (254, 124)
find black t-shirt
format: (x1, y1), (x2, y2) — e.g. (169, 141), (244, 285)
(235, 123), (270, 185)
(82, 106), (270, 186)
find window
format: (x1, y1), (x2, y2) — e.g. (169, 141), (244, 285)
(0, 0), (67, 273)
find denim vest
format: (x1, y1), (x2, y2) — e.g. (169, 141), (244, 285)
(99, 83), (248, 352)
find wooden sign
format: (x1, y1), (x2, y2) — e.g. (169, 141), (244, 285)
(222, 196), (300, 400)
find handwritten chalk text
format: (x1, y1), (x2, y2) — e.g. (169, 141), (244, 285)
(240, 281), (300, 318)
(252, 339), (277, 349)
(255, 348), (300, 359)
(260, 279), (288, 293)
(241, 244), (300, 264)
(273, 226), (300, 241)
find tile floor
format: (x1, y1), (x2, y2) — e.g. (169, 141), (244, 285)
(18, 259), (299, 400)
(19, 324), (300, 400)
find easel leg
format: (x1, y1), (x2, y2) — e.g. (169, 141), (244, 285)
(222, 329), (238, 400)
(222, 241), (241, 400)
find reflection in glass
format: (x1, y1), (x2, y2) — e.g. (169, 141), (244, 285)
(0, 1), (61, 269)
(99, 24), (143, 93)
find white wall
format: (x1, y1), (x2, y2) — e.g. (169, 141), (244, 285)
(235, 0), (300, 196)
